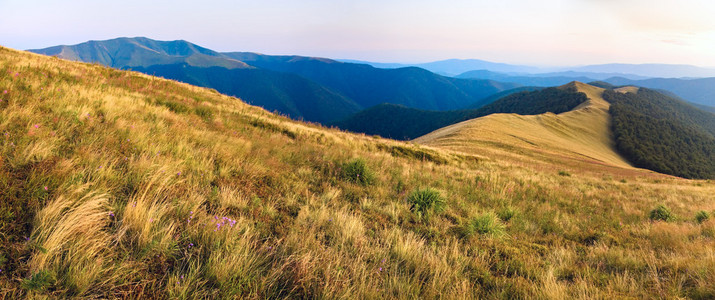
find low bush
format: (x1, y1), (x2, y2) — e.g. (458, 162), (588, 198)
(406, 188), (445, 218)
(340, 158), (375, 186)
(649, 205), (674, 222)
(695, 210), (710, 224)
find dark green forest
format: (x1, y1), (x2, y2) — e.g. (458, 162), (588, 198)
(603, 89), (715, 179)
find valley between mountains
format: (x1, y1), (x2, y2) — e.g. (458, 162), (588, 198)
(1, 42), (714, 299)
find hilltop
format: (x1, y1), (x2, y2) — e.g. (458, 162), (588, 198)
(415, 82), (633, 172)
(1, 47), (714, 299)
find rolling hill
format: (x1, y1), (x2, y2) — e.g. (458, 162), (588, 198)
(29, 38), (520, 123)
(415, 82), (633, 170)
(333, 84), (586, 140)
(413, 82), (715, 179)
(1, 46), (714, 299)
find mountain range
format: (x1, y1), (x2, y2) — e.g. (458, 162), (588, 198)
(29, 37), (518, 123)
(347, 59), (715, 79)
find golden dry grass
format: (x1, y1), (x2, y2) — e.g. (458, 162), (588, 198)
(0, 46), (713, 299)
(415, 82), (633, 172)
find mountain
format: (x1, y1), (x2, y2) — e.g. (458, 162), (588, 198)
(456, 70), (598, 87)
(456, 70), (650, 86)
(223, 52), (520, 111)
(132, 63), (361, 123)
(339, 58), (541, 76)
(29, 37), (250, 69)
(333, 83), (587, 140)
(29, 37), (519, 122)
(2, 46), (714, 300)
(602, 77), (715, 107)
(572, 63), (715, 78)
(602, 87), (715, 179)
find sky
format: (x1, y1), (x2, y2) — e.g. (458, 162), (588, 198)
(2, 0), (715, 67)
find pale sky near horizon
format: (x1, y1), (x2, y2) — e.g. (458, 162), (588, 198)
(2, 0), (714, 67)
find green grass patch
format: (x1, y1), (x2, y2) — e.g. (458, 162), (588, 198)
(340, 158), (375, 186)
(695, 210), (710, 224)
(406, 188), (445, 218)
(463, 212), (507, 238)
(649, 205), (674, 222)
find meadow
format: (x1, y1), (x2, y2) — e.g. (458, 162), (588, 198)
(0, 46), (714, 299)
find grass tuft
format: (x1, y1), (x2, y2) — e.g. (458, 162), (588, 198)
(406, 188), (445, 219)
(340, 158), (375, 186)
(649, 205), (675, 222)
(463, 212), (507, 238)
(695, 210), (710, 224)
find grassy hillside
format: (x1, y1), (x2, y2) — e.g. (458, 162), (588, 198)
(602, 88), (715, 179)
(334, 84), (587, 140)
(1, 47), (714, 299)
(415, 82), (633, 171)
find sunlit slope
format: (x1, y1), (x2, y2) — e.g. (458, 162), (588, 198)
(1, 47), (714, 299)
(415, 82), (633, 170)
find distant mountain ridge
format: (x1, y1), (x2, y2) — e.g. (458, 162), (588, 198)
(29, 37), (518, 123)
(456, 70), (715, 107)
(223, 52), (518, 111)
(342, 59), (715, 79)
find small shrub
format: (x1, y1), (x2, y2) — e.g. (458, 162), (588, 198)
(341, 158), (375, 186)
(407, 188), (445, 218)
(464, 212), (506, 238)
(649, 205), (674, 222)
(558, 170), (571, 177)
(22, 270), (55, 291)
(695, 210), (710, 224)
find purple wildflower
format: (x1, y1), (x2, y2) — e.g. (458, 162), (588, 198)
(109, 212), (115, 217)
